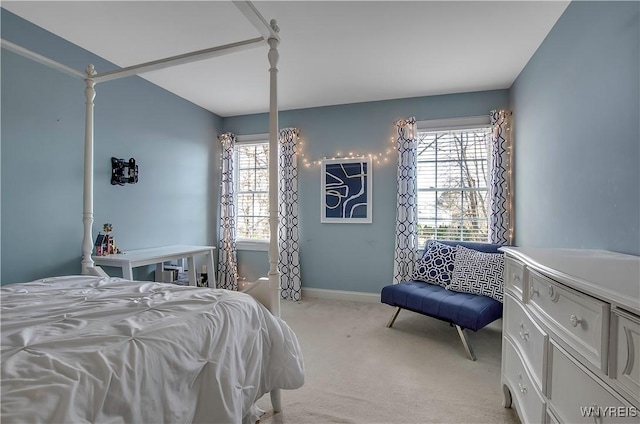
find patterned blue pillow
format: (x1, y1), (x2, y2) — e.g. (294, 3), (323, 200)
(448, 245), (504, 302)
(413, 240), (457, 288)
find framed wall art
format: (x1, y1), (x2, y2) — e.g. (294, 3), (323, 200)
(321, 157), (372, 223)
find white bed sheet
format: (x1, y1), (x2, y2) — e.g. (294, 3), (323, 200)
(1, 276), (304, 423)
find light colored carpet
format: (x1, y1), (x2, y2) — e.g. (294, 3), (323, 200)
(257, 297), (520, 424)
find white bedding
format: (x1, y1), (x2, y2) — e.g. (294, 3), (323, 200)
(1, 276), (304, 423)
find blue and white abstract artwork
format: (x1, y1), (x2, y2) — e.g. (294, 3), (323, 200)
(321, 157), (372, 223)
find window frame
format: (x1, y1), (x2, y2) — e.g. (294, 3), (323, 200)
(415, 116), (492, 245)
(234, 133), (270, 250)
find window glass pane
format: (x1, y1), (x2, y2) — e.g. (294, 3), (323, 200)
(237, 193), (254, 213)
(255, 168), (269, 191)
(234, 141), (269, 241)
(254, 193), (269, 216)
(436, 160), (463, 189)
(416, 126), (491, 243)
(238, 169), (256, 192)
(236, 218), (253, 239)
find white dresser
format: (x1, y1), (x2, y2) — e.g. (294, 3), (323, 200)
(500, 247), (640, 423)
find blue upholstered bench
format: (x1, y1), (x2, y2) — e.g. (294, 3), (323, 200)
(381, 240), (504, 361)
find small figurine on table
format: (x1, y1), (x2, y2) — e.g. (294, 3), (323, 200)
(94, 233), (105, 256)
(101, 223), (121, 255)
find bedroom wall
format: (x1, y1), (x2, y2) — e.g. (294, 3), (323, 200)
(510, 0), (639, 255)
(1, 10), (222, 284)
(223, 90), (510, 293)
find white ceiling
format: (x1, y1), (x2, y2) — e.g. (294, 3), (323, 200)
(3, 1), (570, 117)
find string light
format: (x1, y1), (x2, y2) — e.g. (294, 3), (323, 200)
(298, 129), (401, 169)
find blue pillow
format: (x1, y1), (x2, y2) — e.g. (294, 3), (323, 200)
(413, 240), (457, 288)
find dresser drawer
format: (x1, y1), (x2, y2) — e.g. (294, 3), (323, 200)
(528, 270), (610, 371)
(504, 292), (548, 391)
(503, 337), (546, 424)
(505, 257), (526, 301)
(611, 309), (640, 406)
(548, 341), (638, 423)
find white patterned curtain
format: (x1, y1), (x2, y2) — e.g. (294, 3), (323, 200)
(278, 128), (302, 300)
(217, 132), (239, 290)
(488, 110), (513, 244)
(393, 117), (419, 284)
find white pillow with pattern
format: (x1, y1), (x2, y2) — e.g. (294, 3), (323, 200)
(448, 245), (504, 302)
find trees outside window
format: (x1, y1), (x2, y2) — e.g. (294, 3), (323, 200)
(235, 142), (269, 241)
(416, 126), (492, 247)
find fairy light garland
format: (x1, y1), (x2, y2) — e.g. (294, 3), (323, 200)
(298, 134), (398, 168)
(219, 125), (409, 171)
(502, 111), (515, 244)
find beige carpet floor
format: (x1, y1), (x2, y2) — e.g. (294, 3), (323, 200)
(257, 297), (521, 424)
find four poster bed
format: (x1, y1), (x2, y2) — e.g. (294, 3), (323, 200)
(0, 2), (302, 423)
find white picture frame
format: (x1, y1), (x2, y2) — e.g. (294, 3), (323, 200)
(321, 157), (372, 223)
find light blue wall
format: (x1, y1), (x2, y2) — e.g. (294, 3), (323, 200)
(1, 10), (222, 283)
(511, 1), (639, 255)
(224, 91), (510, 293)
(8, 1), (632, 291)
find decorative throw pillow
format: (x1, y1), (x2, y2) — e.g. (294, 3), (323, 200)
(413, 240), (457, 288)
(448, 245), (504, 302)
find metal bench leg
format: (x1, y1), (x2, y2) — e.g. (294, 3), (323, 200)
(386, 307), (402, 328)
(455, 325), (477, 361)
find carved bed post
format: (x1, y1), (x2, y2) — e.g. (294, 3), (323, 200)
(267, 20), (281, 317)
(81, 65), (97, 274)
(267, 19), (283, 414)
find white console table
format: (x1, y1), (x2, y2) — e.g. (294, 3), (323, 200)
(93, 245), (216, 287)
(500, 247), (639, 423)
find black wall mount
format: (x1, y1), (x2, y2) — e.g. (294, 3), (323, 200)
(111, 157), (138, 185)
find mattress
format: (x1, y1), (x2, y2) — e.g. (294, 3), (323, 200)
(1, 276), (304, 423)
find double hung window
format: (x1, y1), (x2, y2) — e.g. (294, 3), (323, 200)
(416, 117), (492, 246)
(234, 141), (269, 246)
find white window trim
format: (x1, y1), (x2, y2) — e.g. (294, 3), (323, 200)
(417, 115), (490, 131)
(236, 239), (269, 251)
(234, 133), (271, 245)
(236, 133), (269, 143)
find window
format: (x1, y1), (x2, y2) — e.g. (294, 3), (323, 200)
(416, 118), (492, 246)
(235, 141), (269, 244)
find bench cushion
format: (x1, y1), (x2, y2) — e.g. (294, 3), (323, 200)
(381, 280), (503, 331)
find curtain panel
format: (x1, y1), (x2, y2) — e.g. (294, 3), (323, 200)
(217, 132), (239, 290)
(393, 117), (419, 284)
(488, 110), (513, 245)
(278, 128), (302, 301)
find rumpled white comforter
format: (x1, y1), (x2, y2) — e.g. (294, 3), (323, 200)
(1, 276), (304, 424)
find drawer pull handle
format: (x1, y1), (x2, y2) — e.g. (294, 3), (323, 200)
(569, 314), (583, 327)
(518, 381), (527, 394)
(529, 286), (539, 297)
(512, 273), (520, 282)
(517, 373), (527, 394)
(548, 285), (560, 302)
(519, 322), (529, 341)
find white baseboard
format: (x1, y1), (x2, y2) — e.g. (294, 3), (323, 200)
(301, 287), (380, 304)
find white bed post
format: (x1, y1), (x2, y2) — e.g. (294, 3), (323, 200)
(81, 65), (97, 274)
(267, 19), (283, 414)
(267, 21), (281, 318)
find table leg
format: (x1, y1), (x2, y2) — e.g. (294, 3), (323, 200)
(155, 264), (163, 282)
(207, 250), (216, 289)
(187, 256), (196, 287)
(123, 266), (134, 281)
